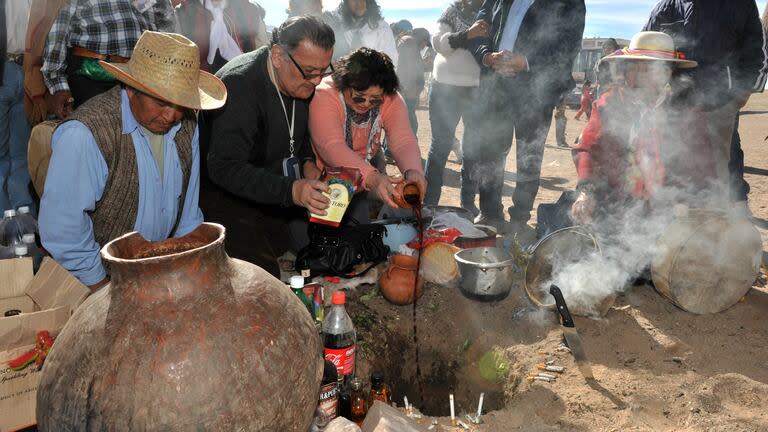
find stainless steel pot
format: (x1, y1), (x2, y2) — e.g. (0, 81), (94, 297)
(454, 247), (516, 301)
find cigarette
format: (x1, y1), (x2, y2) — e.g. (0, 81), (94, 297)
(556, 346), (571, 353)
(527, 372), (557, 380)
(457, 420), (470, 429)
(546, 360), (555, 366)
(404, 396), (411, 415)
(537, 350), (548, 355)
(477, 392), (484, 418)
(450, 394), (456, 425)
(537, 363), (564, 372)
(527, 376), (554, 383)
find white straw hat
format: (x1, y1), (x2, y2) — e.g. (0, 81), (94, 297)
(100, 31), (228, 110)
(602, 31), (697, 69)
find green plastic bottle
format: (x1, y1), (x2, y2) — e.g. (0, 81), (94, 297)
(290, 276), (314, 318)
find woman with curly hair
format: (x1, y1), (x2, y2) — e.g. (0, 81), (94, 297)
(327, 0), (398, 64)
(309, 48), (425, 211)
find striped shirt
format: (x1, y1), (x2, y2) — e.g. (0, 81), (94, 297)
(41, 0), (176, 94)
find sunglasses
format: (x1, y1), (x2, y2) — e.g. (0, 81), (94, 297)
(281, 46), (334, 80)
(350, 92), (384, 107)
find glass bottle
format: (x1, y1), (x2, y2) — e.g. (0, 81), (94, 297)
(349, 377), (368, 426)
(368, 371), (391, 406)
(289, 275), (314, 317)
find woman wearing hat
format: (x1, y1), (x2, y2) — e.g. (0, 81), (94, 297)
(39, 31), (227, 290)
(309, 48), (425, 214)
(571, 31), (716, 223)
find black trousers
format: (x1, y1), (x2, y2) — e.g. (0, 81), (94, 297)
(462, 73), (556, 221)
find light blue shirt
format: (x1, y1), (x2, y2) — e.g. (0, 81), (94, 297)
(498, 0), (536, 52)
(40, 90), (203, 285)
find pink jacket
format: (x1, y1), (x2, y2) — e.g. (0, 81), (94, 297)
(309, 78), (423, 187)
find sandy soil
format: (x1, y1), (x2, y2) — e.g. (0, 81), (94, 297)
(349, 93), (768, 431)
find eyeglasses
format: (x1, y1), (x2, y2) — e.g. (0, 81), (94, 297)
(281, 46), (334, 80)
(350, 93), (384, 107)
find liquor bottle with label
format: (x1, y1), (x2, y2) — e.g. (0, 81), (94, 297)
(350, 377), (368, 426)
(322, 291), (356, 388)
(313, 359), (339, 429)
(368, 371), (392, 405)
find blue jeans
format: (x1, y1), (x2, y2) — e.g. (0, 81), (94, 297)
(424, 80), (477, 206)
(0, 62), (33, 211)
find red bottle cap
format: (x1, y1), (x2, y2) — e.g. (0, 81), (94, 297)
(331, 291), (345, 305)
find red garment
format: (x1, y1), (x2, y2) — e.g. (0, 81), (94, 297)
(574, 84), (593, 120)
(573, 88), (715, 200)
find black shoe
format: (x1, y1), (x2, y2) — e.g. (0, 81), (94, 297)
(474, 212), (506, 233)
(461, 202), (480, 218)
(507, 207), (531, 225)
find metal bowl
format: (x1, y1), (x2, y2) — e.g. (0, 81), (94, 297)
(454, 247), (515, 301)
(524, 226), (614, 316)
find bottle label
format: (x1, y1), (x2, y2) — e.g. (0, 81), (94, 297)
(315, 382), (339, 427)
(324, 345), (355, 376)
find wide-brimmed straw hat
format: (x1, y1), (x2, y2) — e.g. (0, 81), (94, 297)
(602, 31), (697, 69)
(100, 31), (227, 110)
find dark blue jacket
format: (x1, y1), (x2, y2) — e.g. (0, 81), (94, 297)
(644, 0), (767, 108)
(468, 0), (586, 105)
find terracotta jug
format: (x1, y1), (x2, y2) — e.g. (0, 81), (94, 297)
(379, 254), (424, 305)
(393, 181), (421, 209)
(36, 223), (323, 431)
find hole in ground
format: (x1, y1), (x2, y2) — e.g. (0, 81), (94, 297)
(349, 279), (549, 417)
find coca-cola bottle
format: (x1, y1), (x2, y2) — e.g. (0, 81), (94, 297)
(322, 291), (356, 389)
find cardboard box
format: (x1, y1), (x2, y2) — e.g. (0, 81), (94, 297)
(0, 257), (89, 432)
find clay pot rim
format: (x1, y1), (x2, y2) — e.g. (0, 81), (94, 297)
(101, 222), (226, 264)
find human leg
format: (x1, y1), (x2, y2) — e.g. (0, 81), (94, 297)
(5, 63), (33, 210)
(509, 100), (555, 223)
(728, 112), (749, 202)
(0, 62), (14, 211)
(424, 81), (464, 206)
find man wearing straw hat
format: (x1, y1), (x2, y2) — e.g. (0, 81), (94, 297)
(38, 31), (227, 290)
(571, 31), (716, 223)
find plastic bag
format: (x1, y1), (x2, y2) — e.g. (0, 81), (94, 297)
(428, 212), (486, 238)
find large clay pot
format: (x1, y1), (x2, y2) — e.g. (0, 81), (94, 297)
(379, 254), (424, 305)
(36, 223), (323, 431)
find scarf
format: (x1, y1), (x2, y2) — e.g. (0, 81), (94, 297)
(438, 1), (475, 33)
(341, 93), (381, 162)
(203, 0), (242, 64)
(626, 89), (670, 199)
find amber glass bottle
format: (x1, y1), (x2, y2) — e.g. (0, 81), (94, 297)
(350, 378), (368, 426)
(368, 371), (391, 405)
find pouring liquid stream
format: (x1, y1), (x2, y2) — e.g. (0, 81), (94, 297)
(404, 192), (425, 407)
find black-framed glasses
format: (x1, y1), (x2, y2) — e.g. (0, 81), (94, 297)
(281, 46), (334, 80)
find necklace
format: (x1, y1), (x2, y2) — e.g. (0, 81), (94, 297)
(268, 54), (296, 157)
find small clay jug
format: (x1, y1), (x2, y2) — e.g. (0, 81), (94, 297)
(393, 181), (421, 209)
(379, 254), (424, 305)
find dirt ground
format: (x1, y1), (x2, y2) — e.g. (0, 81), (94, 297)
(348, 93), (768, 431)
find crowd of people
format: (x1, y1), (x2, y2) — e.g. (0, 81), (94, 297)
(0, 0), (766, 288)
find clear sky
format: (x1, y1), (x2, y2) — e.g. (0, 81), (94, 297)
(258, 0), (767, 40)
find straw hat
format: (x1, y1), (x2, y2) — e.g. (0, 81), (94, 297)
(100, 31), (227, 110)
(602, 31), (697, 69)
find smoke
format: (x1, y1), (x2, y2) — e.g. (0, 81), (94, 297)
(539, 54), (751, 317)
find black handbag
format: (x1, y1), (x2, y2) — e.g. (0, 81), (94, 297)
(295, 221), (390, 277)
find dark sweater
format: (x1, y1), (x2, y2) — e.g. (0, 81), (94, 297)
(203, 46), (314, 209)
